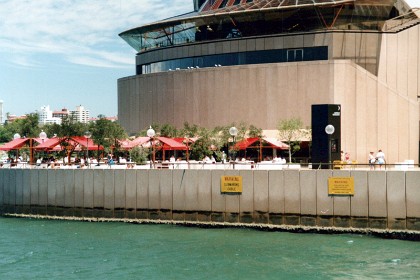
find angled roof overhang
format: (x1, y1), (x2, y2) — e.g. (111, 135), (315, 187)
(120, 0), (407, 53)
(0, 138), (30, 151)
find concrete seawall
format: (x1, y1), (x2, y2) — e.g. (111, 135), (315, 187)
(1, 169), (419, 234)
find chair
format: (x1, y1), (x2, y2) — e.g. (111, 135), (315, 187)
(333, 160), (344, 169)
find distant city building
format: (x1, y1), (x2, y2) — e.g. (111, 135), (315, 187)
(89, 116), (118, 123)
(52, 108), (69, 120)
(37, 105), (62, 125)
(6, 114), (27, 123)
(70, 105), (90, 124)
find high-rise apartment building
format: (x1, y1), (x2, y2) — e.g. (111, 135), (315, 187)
(70, 105), (90, 123)
(37, 105), (62, 125)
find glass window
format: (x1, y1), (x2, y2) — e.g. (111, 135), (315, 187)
(139, 46), (328, 74)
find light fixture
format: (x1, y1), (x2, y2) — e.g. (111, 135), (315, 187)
(325, 125), (335, 135)
(39, 130), (47, 142)
(325, 124), (335, 169)
(84, 131), (92, 168)
(13, 133), (21, 140)
(147, 126), (156, 138)
(147, 126), (156, 169)
(229, 126), (238, 137)
(229, 126), (238, 169)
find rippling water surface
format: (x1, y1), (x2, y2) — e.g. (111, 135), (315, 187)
(0, 217), (419, 279)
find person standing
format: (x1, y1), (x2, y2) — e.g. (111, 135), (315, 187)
(368, 151), (376, 170)
(376, 149), (386, 169)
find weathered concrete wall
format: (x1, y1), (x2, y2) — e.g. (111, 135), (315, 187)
(0, 169), (419, 231)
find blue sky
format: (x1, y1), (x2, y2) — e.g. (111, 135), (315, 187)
(0, 0), (191, 118)
(1, 0), (419, 119)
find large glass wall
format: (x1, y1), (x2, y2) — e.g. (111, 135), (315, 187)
(138, 46), (328, 75)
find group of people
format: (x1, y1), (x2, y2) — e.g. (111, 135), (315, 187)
(341, 149), (386, 169)
(368, 149), (386, 169)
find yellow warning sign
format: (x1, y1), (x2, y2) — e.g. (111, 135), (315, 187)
(328, 177), (354, 195)
(221, 176), (243, 193)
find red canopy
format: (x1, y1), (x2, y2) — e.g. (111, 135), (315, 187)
(125, 137), (150, 149)
(157, 137), (187, 150)
(34, 136), (103, 151)
(173, 137), (198, 144)
(70, 136), (100, 150)
(234, 137), (289, 150)
(0, 138), (30, 151)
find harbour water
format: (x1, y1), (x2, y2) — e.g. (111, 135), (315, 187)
(0, 217), (419, 279)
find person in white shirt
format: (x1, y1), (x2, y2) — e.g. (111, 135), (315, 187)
(376, 149), (386, 169)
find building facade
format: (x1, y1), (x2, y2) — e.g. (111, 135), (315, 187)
(70, 105), (90, 124)
(37, 105), (62, 125)
(52, 108), (69, 120)
(118, 0), (420, 164)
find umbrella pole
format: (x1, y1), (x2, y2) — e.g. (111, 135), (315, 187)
(30, 139), (34, 165)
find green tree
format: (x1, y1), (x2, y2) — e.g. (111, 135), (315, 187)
(277, 118), (308, 163)
(55, 115), (87, 137)
(248, 124), (263, 138)
(90, 118), (127, 159)
(19, 113), (40, 137)
(129, 146), (148, 164)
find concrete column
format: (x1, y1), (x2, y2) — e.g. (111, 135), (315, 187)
(104, 170), (115, 218)
(184, 170), (199, 221)
(136, 170), (149, 219)
(30, 169), (39, 214)
(22, 169), (31, 213)
(300, 170), (317, 226)
(268, 170), (285, 225)
(332, 170), (351, 227)
(159, 170), (173, 220)
(284, 170), (300, 225)
(197, 170), (212, 221)
(4, 169), (16, 210)
(148, 170), (160, 219)
(83, 169), (94, 217)
(316, 170), (333, 227)
(55, 170), (66, 216)
(224, 170), (240, 223)
(239, 170), (254, 223)
(125, 170), (137, 218)
(350, 171), (369, 228)
(93, 169), (105, 217)
(15, 169), (23, 213)
(253, 170), (269, 224)
(74, 170), (84, 217)
(114, 169), (126, 218)
(63, 170), (75, 217)
(172, 170), (187, 221)
(406, 171), (420, 230)
(387, 171), (406, 229)
(0, 170), (4, 210)
(211, 170), (226, 222)
(46, 170), (56, 215)
(38, 170), (48, 215)
(368, 171), (387, 229)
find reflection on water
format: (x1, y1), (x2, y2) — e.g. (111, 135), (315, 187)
(0, 217), (419, 279)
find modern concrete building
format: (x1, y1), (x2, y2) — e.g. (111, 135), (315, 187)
(37, 105), (62, 125)
(118, 0), (420, 164)
(70, 105), (90, 124)
(52, 108), (69, 120)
